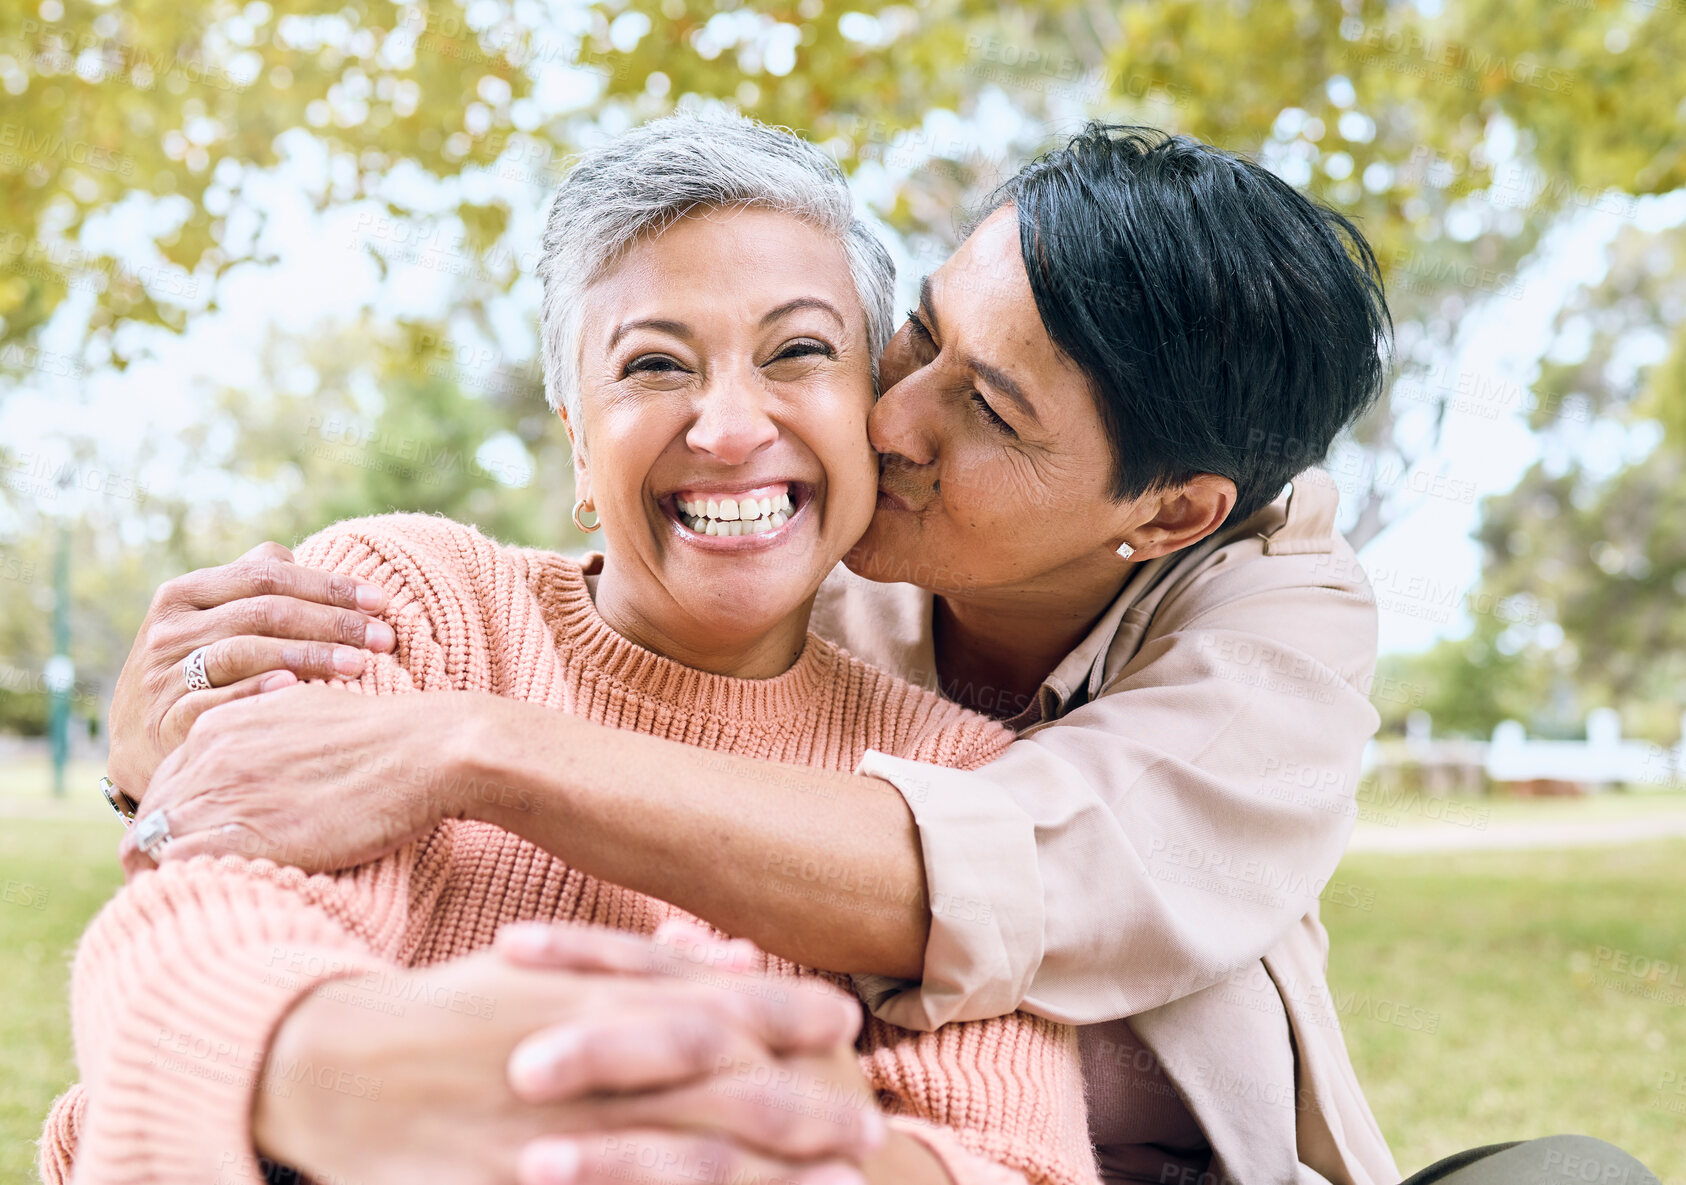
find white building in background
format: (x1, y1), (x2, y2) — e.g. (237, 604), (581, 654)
(1362, 708), (1686, 794)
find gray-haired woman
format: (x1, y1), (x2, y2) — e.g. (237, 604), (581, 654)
(48, 109), (1101, 1185)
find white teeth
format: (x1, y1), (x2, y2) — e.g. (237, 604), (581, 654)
(675, 489), (799, 538)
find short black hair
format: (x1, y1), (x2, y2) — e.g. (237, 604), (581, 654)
(983, 124), (1391, 525)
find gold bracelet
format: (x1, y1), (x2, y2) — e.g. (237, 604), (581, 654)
(99, 776), (138, 827)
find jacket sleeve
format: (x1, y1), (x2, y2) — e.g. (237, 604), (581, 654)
(46, 515), (481, 1185)
(860, 534), (1380, 1030)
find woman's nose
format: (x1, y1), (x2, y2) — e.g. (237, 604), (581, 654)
(867, 371), (938, 467)
(685, 375), (780, 465)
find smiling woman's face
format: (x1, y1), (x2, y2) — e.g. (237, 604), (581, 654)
(845, 206), (1140, 602)
(570, 205), (878, 674)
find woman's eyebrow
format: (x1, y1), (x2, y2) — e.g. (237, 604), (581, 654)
(760, 297), (845, 327)
(920, 273), (1042, 427)
(609, 318), (690, 346)
(971, 357), (1042, 427)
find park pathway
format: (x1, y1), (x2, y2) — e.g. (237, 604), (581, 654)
(1348, 809), (1686, 853)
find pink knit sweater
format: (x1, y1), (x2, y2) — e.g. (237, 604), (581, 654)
(41, 513), (1097, 1185)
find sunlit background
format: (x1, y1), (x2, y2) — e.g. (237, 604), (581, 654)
(3, 0), (1685, 1179)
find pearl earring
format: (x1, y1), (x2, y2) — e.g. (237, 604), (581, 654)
(1115, 541), (1135, 560)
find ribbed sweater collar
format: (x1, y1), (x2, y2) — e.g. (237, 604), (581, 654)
(539, 553), (839, 722)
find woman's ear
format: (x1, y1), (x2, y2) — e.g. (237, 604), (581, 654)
(560, 408), (592, 509)
(1121, 474), (1237, 562)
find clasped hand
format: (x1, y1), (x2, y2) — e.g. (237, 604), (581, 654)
(257, 923), (884, 1185)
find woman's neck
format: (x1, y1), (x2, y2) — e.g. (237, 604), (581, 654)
(590, 565), (815, 680)
(932, 565), (1131, 718)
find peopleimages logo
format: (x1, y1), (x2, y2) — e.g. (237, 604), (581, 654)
(1344, 23), (1576, 94)
(3, 452), (149, 502)
(0, 123), (135, 176)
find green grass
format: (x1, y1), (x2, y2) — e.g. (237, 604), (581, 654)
(0, 815), (124, 1184)
(3, 794), (1684, 1183)
(1325, 841), (1686, 1181)
(0, 758), (110, 817)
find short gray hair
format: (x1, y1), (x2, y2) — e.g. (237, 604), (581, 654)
(537, 108), (895, 452)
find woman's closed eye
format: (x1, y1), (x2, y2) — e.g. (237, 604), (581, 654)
(904, 310), (1014, 435)
(969, 390), (1013, 433)
(761, 337), (835, 378)
(904, 309), (936, 356)
(772, 338), (833, 360)
(624, 353), (688, 377)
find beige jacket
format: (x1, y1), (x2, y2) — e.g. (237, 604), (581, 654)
(811, 468), (1399, 1185)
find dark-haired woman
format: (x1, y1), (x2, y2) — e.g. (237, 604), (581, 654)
(105, 124), (1658, 1185)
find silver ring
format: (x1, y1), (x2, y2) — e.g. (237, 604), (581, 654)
(99, 775), (137, 827)
(135, 810), (174, 858)
(183, 646), (213, 693)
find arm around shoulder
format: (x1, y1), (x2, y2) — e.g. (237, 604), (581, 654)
(862, 542), (1380, 1028)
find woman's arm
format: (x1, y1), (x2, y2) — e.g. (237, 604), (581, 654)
(135, 679), (933, 981)
(138, 513), (936, 980)
(479, 518), (1384, 1035)
(120, 485), (1381, 1041)
(461, 696), (931, 980)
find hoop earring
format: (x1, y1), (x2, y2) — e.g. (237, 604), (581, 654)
(1115, 541), (1135, 560)
(572, 498), (600, 533)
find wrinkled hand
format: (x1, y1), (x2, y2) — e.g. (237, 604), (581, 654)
(511, 1042), (879, 1185)
(121, 682), (480, 878)
(108, 540), (396, 800)
(495, 921), (884, 1185)
(256, 944), (881, 1185)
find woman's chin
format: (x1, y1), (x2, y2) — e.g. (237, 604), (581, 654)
(841, 516), (916, 584)
(674, 589), (809, 651)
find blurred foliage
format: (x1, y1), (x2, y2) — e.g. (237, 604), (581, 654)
(1, 0), (1684, 723)
(1375, 613), (1554, 740)
(1383, 221), (1686, 742)
(0, 0), (534, 348)
(188, 317), (572, 549)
